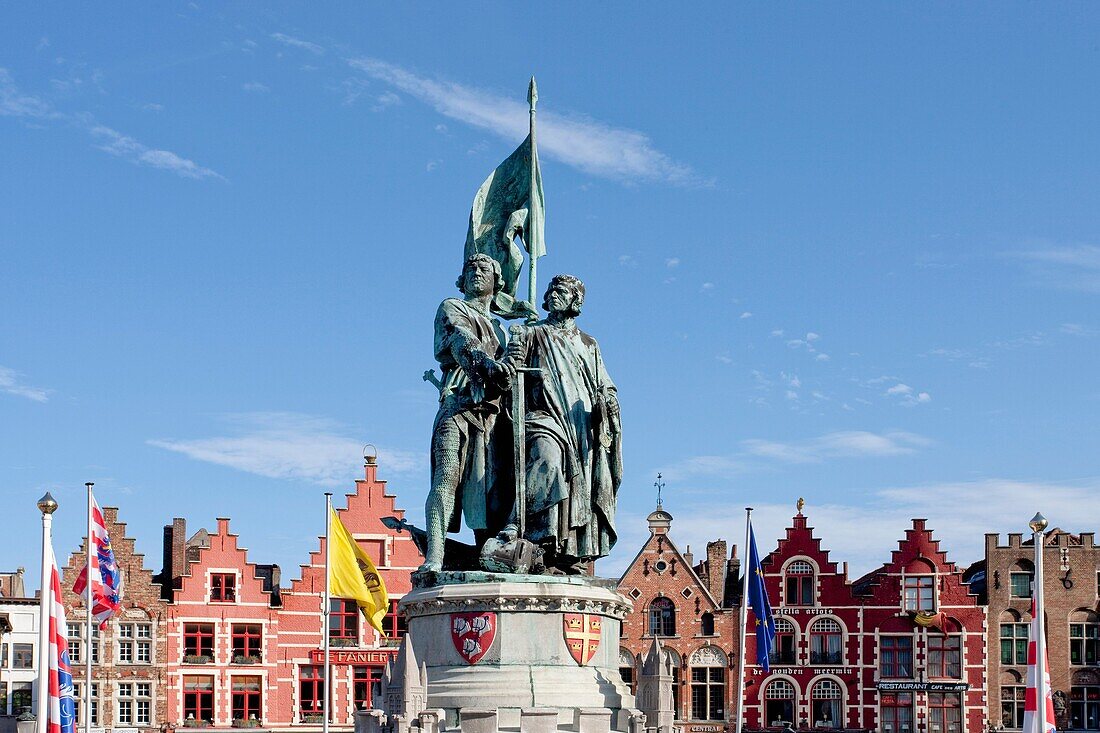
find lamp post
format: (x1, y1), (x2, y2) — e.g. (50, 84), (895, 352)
(36, 492), (58, 733)
(1029, 511), (1049, 733)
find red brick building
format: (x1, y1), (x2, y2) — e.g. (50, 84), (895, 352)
(61, 506), (169, 733)
(160, 458), (422, 731)
(742, 507), (862, 731)
(617, 502), (741, 730)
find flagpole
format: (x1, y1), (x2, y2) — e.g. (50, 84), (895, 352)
(84, 483), (94, 733)
(322, 493), (332, 733)
(1030, 512), (1048, 733)
(526, 75), (538, 312)
(734, 507), (752, 733)
(36, 493), (58, 733)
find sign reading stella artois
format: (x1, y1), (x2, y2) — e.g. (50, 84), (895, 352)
(450, 612), (496, 664)
(563, 613), (602, 666)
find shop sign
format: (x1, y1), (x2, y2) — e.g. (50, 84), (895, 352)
(309, 648), (398, 665)
(876, 681), (969, 692)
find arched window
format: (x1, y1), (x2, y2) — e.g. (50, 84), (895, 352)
(811, 679), (843, 729)
(772, 618), (797, 666)
(1010, 560), (1034, 599)
(619, 648), (636, 692)
(690, 647), (726, 721)
(809, 618), (843, 665)
(665, 649), (682, 715)
(764, 679), (796, 728)
(785, 559), (815, 606)
(649, 598), (676, 637)
(1070, 610), (1100, 666)
(1000, 609), (1028, 666)
(700, 612), (715, 636)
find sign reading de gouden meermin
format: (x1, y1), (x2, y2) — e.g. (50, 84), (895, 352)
(563, 613), (602, 666)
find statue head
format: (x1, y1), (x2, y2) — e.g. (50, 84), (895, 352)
(456, 253), (504, 298)
(543, 274), (585, 317)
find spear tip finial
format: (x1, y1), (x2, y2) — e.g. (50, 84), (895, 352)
(528, 76), (538, 109)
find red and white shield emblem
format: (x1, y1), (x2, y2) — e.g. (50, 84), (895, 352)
(563, 613), (602, 666)
(450, 612), (496, 665)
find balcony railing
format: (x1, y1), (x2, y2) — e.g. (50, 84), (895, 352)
(810, 651), (843, 664)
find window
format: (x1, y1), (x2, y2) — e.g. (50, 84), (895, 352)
(771, 618), (797, 666)
(330, 599), (359, 643)
(68, 622), (82, 664)
(700, 612), (715, 636)
(690, 666), (725, 721)
(649, 598), (676, 637)
(619, 649), (637, 692)
(232, 624), (263, 662)
(1001, 623), (1029, 665)
(902, 576), (934, 612)
(11, 682), (32, 716)
(928, 692), (962, 733)
(811, 679), (842, 729)
(785, 560), (815, 606)
(1001, 686), (1025, 729)
(352, 666), (384, 710)
(183, 676), (214, 723)
(1010, 572), (1033, 598)
(211, 572), (237, 602)
(1071, 618), (1100, 666)
(764, 679), (796, 727)
(117, 622), (151, 664)
(75, 683), (99, 725)
(879, 636), (913, 678)
(232, 676), (262, 722)
(117, 682), (149, 725)
(0, 682), (6, 716)
(383, 600), (407, 639)
(184, 623), (215, 659)
(13, 643), (33, 669)
(300, 665), (325, 718)
(927, 636), (961, 679)
(1071, 686), (1100, 730)
(879, 691), (913, 733)
(810, 618), (843, 664)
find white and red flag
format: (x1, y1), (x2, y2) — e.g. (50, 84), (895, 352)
(72, 493), (122, 629)
(47, 551), (76, 733)
(1024, 598), (1057, 733)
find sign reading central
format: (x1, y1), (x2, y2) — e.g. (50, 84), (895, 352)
(451, 612), (496, 664)
(563, 613), (602, 666)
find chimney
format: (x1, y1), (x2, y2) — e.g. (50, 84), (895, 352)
(683, 545), (694, 568)
(162, 518), (187, 598)
(706, 541), (727, 602)
(724, 550), (742, 609)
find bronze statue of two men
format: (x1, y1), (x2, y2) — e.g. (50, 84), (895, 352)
(420, 254), (621, 575)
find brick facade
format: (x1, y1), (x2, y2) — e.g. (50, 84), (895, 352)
(61, 506), (169, 732)
(617, 504), (740, 730)
(161, 458), (422, 732)
(982, 529), (1100, 731)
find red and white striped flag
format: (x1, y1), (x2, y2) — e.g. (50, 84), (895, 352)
(1024, 598), (1056, 733)
(72, 492), (122, 629)
(47, 549), (76, 733)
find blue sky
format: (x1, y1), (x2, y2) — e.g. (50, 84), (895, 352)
(3, 4), (1099, 591)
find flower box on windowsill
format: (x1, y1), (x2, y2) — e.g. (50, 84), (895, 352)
(232, 655), (262, 665)
(301, 714), (324, 724)
(183, 719), (210, 728)
(232, 719), (261, 728)
(379, 637), (402, 648)
(183, 654), (213, 665)
(329, 638), (357, 648)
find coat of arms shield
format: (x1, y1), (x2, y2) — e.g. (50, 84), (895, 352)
(450, 611), (497, 665)
(563, 613), (602, 666)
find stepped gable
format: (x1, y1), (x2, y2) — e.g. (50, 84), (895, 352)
(170, 517), (277, 607)
(853, 518), (972, 600)
(760, 508), (845, 579)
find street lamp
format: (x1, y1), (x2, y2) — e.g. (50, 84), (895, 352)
(1029, 512), (1048, 534)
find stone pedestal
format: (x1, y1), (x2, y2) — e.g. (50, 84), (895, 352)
(399, 571), (638, 731)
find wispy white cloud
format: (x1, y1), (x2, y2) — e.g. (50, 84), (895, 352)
(270, 32), (325, 56)
(1012, 244), (1100, 293)
(373, 90), (401, 112)
(743, 430), (930, 464)
(1, 68), (221, 180)
(242, 81), (270, 94)
(640, 477), (1100, 576)
(346, 58), (702, 186)
(884, 382), (932, 407)
(656, 455), (747, 483)
(739, 311), (752, 319)
(666, 258), (680, 268)
(149, 412), (426, 486)
(0, 366), (51, 402)
(91, 125), (223, 180)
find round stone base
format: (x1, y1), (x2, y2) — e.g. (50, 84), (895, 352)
(399, 572), (637, 729)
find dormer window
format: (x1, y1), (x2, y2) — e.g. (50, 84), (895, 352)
(902, 575), (934, 612)
(785, 559), (815, 606)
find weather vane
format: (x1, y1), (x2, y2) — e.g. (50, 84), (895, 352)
(655, 473), (665, 509)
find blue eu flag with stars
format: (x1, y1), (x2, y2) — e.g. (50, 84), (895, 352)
(747, 522), (776, 671)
